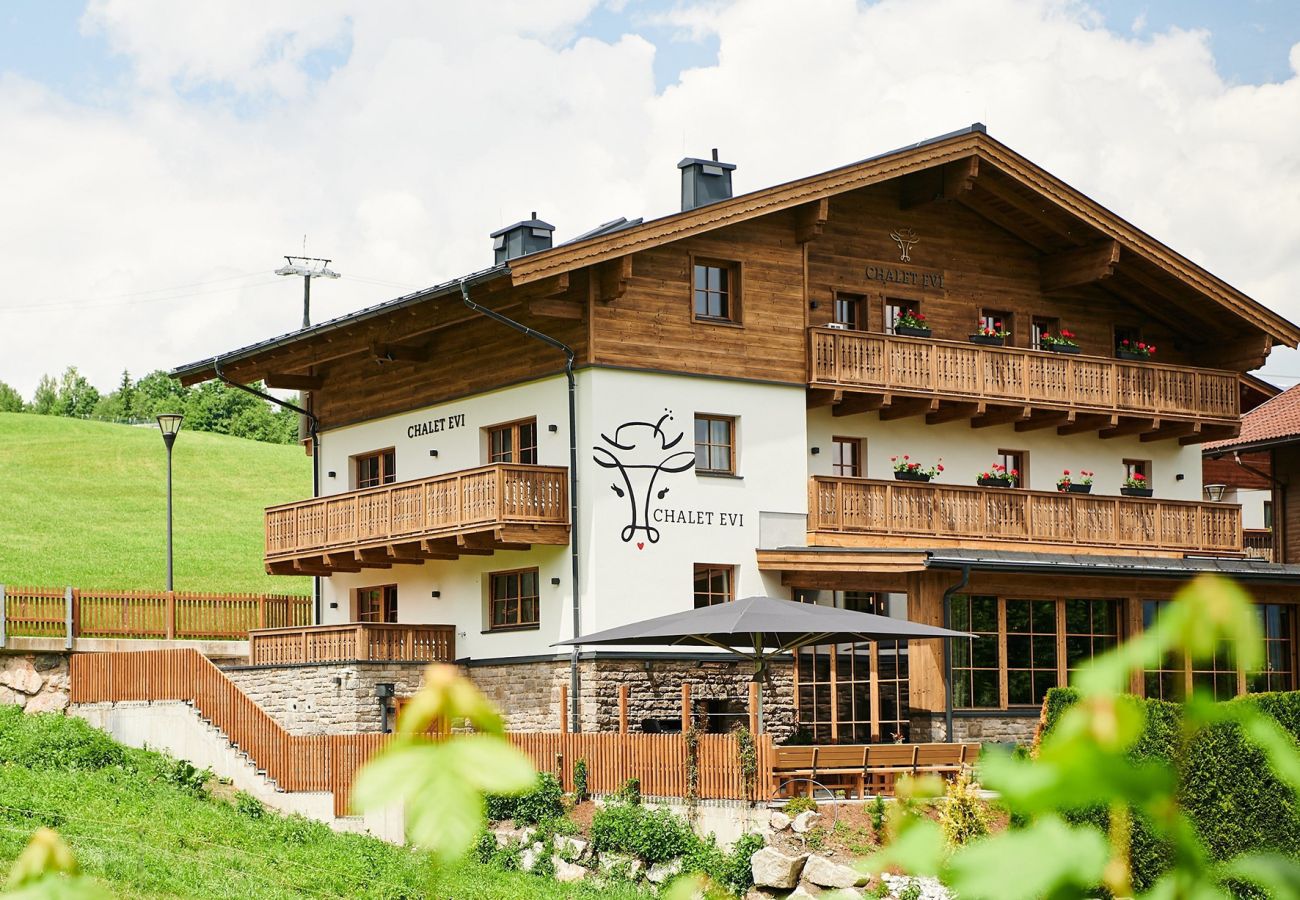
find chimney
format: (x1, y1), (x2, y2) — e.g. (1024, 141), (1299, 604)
(491, 212), (555, 264)
(677, 149), (736, 211)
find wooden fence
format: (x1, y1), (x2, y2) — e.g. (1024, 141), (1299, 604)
(248, 623), (456, 666)
(1, 586), (312, 644)
(71, 649), (777, 815)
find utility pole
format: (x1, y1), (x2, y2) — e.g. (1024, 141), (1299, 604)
(275, 255), (341, 328)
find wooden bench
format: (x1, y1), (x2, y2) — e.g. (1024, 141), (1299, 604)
(772, 746), (818, 796)
(865, 744), (918, 794)
(914, 742), (964, 775)
(812, 745), (867, 798)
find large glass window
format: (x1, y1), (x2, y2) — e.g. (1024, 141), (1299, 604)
(1065, 599), (1120, 683)
(951, 595), (1000, 709)
(1005, 599), (1059, 706)
(1143, 600), (1184, 701)
(489, 568), (539, 630)
(1250, 604), (1296, 692)
(694, 415), (735, 474)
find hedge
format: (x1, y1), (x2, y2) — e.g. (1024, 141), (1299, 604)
(1040, 687), (1300, 894)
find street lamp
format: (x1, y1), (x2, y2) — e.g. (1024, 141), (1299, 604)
(157, 414), (184, 591)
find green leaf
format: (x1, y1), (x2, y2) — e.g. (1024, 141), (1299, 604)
(440, 736), (537, 795)
(1222, 852), (1300, 900)
(943, 816), (1108, 900)
(8, 829), (79, 888)
(861, 817), (944, 877)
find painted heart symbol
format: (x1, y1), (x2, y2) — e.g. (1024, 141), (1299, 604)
(636, 542), (645, 550)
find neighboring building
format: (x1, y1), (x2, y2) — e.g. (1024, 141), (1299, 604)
(1202, 375), (1280, 559)
(174, 124), (1300, 745)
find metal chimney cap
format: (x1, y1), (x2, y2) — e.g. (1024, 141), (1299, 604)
(490, 216), (555, 238)
(677, 156), (736, 171)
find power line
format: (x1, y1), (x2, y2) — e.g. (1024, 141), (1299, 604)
(0, 275), (284, 314)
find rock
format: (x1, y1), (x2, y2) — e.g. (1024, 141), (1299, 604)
(555, 835), (588, 861)
(0, 660), (43, 696)
(520, 841), (545, 873)
(751, 847), (808, 889)
(789, 884), (823, 898)
(490, 823), (533, 848)
(882, 874), (951, 900)
(803, 855), (869, 889)
(598, 852), (644, 881)
(553, 858), (587, 882)
(45, 673), (70, 692)
(647, 859), (683, 884)
(769, 810), (792, 831)
(24, 692), (69, 715)
(33, 655), (63, 672)
(0, 687), (26, 708)
(743, 889), (783, 900)
(792, 810), (823, 834)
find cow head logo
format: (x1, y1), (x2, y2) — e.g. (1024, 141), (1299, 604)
(890, 227), (919, 262)
(594, 411), (696, 546)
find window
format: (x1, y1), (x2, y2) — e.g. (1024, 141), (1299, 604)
(980, 309), (1013, 344)
(1142, 600), (1184, 701)
(694, 415), (735, 474)
(693, 564), (734, 609)
(1005, 599), (1058, 706)
(1191, 641), (1240, 701)
(692, 260), (739, 323)
(1031, 316), (1059, 351)
(1123, 459), (1151, 484)
(489, 568), (540, 630)
(833, 293), (864, 330)
(356, 585), (398, 623)
(1064, 599), (1121, 684)
(1249, 604), (1296, 692)
(355, 449), (396, 489)
(831, 436), (862, 478)
(1115, 325), (1143, 354)
(998, 449), (1028, 489)
(951, 595), (1000, 709)
(884, 299), (919, 335)
(488, 418), (538, 465)
(1264, 501), (1274, 530)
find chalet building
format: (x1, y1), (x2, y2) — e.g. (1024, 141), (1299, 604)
(174, 124), (1300, 746)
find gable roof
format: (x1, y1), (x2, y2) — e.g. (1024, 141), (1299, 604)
(1204, 383), (1300, 454)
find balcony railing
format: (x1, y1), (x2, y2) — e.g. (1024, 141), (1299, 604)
(809, 477), (1243, 555)
(265, 463), (569, 571)
(248, 623), (456, 666)
(809, 328), (1239, 425)
(1244, 528), (1274, 562)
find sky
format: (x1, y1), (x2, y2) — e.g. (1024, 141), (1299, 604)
(2, 0), (1300, 398)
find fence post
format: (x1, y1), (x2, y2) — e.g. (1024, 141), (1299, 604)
(559, 683), (569, 733)
(258, 595), (267, 629)
(618, 684), (629, 733)
(748, 681), (760, 735)
(681, 682), (692, 732)
(0, 584), (6, 649)
(65, 587), (74, 650)
(165, 591), (176, 640)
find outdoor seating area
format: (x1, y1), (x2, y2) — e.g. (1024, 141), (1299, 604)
(771, 742), (982, 799)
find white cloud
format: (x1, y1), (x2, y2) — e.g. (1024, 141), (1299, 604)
(3, 0), (1300, 397)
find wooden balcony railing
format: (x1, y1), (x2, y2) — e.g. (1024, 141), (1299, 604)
(1244, 529), (1275, 562)
(809, 477), (1243, 555)
(809, 328), (1239, 424)
(247, 623), (456, 666)
(265, 463), (569, 570)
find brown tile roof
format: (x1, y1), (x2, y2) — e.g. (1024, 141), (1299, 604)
(1205, 383), (1300, 452)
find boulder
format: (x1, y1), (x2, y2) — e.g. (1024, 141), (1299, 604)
(803, 855), (869, 889)
(555, 835), (589, 861)
(520, 841), (545, 873)
(34, 655), (63, 672)
(788, 885), (824, 898)
(0, 687), (26, 708)
(45, 673), (70, 692)
(769, 810), (792, 831)
(598, 852), (644, 881)
(791, 811), (823, 834)
(646, 859), (683, 884)
(0, 660), (43, 696)
(553, 858), (587, 882)
(751, 847), (808, 889)
(25, 692), (69, 715)
(490, 823), (533, 848)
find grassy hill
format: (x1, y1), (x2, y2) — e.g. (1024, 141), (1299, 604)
(0, 413), (312, 595)
(0, 708), (641, 899)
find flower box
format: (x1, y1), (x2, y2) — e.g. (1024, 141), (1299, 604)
(1047, 343), (1081, 355)
(968, 334), (1005, 347)
(977, 476), (1013, 488)
(1121, 487), (1154, 498)
(896, 325), (932, 338)
(894, 470), (932, 483)
(1115, 350), (1149, 361)
(1059, 483), (1092, 493)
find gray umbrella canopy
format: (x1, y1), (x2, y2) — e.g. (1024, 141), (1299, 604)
(554, 595), (972, 661)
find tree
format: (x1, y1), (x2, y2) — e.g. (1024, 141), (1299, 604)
(131, 370), (189, 420)
(28, 375), (57, 414)
(52, 366), (100, 418)
(0, 381), (22, 413)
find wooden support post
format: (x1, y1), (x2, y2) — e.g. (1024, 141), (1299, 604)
(355, 625), (367, 661)
(64, 586), (74, 650)
(618, 684), (629, 733)
(258, 595), (267, 629)
(165, 591), (176, 640)
(559, 683), (569, 733)
(681, 682), (692, 732)
(748, 681), (760, 735)
(0, 584), (6, 649)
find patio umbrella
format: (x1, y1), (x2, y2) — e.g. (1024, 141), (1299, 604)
(554, 595), (973, 731)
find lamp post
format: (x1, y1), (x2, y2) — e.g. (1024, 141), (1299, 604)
(157, 414), (184, 591)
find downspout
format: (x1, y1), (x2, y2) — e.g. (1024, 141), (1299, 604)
(213, 357), (323, 624)
(940, 565), (971, 744)
(461, 279), (582, 733)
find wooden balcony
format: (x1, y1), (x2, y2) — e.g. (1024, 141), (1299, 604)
(809, 477), (1243, 556)
(247, 623), (456, 666)
(1244, 528), (1275, 562)
(265, 463), (569, 575)
(808, 328), (1240, 443)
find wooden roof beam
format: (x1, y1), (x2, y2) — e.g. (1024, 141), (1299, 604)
(1015, 410), (1074, 432)
(370, 340), (434, 364)
(879, 397), (940, 421)
(1040, 240), (1121, 294)
(955, 193), (1055, 253)
(971, 404), (1030, 428)
(1100, 417), (1158, 439)
(596, 256), (632, 303)
(264, 373), (323, 391)
(971, 175), (1087, 245)
(528, 298), (585, 320)
(899, 157), (979, 210)
(794, 198), (830, 243)
(832, 392), (888, 417)
(1181, 424), (1239, 446)
(1058, 413), (1117, 436)
(926, 400), (982, 425)
(1141, 421), (1199, 443)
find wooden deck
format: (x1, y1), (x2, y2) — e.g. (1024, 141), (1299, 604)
(264, 463), (570, 575)
(247, 623), (456, 666)
(809, 328), (1239, 443)
(809, 476), (1243, 556)
(0, 585), (311, 644)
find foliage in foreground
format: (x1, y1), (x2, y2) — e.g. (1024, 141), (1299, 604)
(867, 574), (1300, 899)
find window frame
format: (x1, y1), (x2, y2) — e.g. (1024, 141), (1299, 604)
(356, 584), (398, 624)
(487, 567), (541, 632)
(832, 291), (865, 331)
(883, 297), (921, 336)
(693, 563), (735, 609)
(354, 448), (396, 490)
(1031, 316), (1060, 351)
(486, 417), (539, 466)
(1114, 325), (1144, 355)
(690, 257), (742, 326)
(694, 414), (736, 475)
(1123, 458), (1151, 485)
(831, 436), (863, 478)
(979, 308), (1014, 345)
(997, 448), (1028, 490)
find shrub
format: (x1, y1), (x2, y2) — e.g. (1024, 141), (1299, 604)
(573, 758), (588, 801)
(783, 795), (817, 816)
(0, 707), (125, 770)
(484, 772), (563, 825)
(717, 832), (766, 894)
(939, 769), (990, 847)
(612, 777), (641, 806)
(870, 794), (887, 837)
(234, 791), (266, 819)
(589, 802), (693, 864)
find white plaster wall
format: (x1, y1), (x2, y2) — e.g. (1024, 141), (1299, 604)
(807, 406), (1206, 499)
(1226, 487), (1269, 530)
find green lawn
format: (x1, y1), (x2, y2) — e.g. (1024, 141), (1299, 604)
(0, 413), (311, 595)
(0, 709), (647, 899)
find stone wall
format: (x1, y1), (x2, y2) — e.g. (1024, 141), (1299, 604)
(0, 653), (70, 714)
(223, 661), (427, 734)
(910, 711), (1041, 746)
(468, 656), (797, 740)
